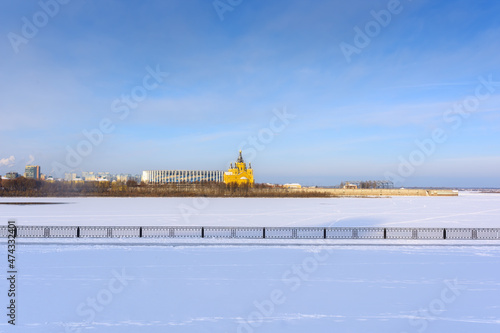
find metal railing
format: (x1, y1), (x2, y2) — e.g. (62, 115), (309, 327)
(1, 225), (499, 240)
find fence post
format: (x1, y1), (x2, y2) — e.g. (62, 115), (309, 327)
(472, 229), (478, 239)
(412, 229), (417, 239)
(263, 227), (266, 239)
(443, 229), (447, 239)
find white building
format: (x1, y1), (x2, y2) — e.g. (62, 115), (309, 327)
(142, 170), (224, 184)
(116, 174), (131, 182)
(82, 171), (111, 182)
(64, 173), (77, 181)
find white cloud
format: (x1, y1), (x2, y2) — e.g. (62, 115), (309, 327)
(0, 155), (15, 167)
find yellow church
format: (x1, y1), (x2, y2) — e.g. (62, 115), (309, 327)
(224, 151), (254, 186)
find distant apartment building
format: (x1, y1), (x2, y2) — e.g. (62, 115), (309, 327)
(116, 174), (131, 182)
(64, 173), (77, 181)
(5, 172), (19, 179)
(64, 173), (83, 182)
(82, 171), (95, 181)
(82, 171), (111, 181)
(25, 165), (41, 179)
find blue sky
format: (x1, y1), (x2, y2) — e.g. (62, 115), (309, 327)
(1, 0), (499, 187)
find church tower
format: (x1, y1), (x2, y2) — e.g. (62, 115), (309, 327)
(224, 150), (254, 186)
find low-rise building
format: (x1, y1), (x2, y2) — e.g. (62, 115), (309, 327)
(142, 170), (224, 184)
(5, 172), (19, 179)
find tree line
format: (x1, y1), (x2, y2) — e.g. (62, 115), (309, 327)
(0, 177), (332, 198)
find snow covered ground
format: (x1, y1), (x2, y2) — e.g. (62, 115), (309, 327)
(1, 191), (500, 228)
(1, 192), (499, 332)
(1, 244), (499, 332)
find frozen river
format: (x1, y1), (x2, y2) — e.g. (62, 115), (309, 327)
(1, 192), (499, 332)
(1, 192), (500, 228)
(1, 243), (499, 333)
